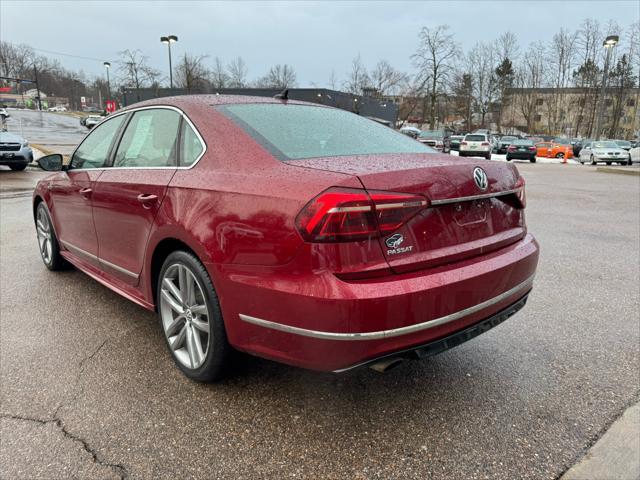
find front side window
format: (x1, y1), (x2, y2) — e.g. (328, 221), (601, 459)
(71, 114), (125, 169)
(180, 121), (204, 166)
(218, 104), (433, 161)
(114, 108), (181, 168)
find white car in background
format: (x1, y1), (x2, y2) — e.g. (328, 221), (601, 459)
(47, 106), (67, 112)
(459, 133), (492, 159)
(629, 146), (640, 164)
(578, 140), (631, 165)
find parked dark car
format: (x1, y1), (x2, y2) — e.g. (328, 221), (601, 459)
(417, 129), (452, 153)
(449, 135), (464, 151)
(573, 138), (592, 157)
(506, 139), (537, 162)
(497, 136), (518, 154)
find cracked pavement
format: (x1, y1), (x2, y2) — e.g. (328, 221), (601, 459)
(1, 164), (639, 479)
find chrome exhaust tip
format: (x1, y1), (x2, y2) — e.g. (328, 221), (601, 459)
(369, 357), (404, 373)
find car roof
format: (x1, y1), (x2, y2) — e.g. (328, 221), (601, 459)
(122, 94), (323, 113)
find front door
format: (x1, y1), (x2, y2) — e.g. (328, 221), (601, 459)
(49, 114), (126, 265)
(92, 108), (182, 284)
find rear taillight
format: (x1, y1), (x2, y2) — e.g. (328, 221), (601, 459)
(481, 142), (490, 146)
(529, 146), (537, 151)
(296, 187), (428, 243)
(461, 141), (468, 145)
(507, 145), (517, 151)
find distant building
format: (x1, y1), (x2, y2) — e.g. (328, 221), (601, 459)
(501, 87), (640, 139)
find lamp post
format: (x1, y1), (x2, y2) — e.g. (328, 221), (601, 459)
(593, 35), (619, 140)
(160, 35), (178, 89)
(103, 62), (111, 105)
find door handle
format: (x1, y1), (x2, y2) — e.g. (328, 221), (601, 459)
(79, 187), (92, 199)
(137, 193), (158, 209)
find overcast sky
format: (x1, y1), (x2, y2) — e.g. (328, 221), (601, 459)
(1, 1), (638, 86)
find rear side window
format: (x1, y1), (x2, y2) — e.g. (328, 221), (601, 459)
(71, 115), (125, 169)
(465, 135), (486, 141)
(114, 108), (181, 168)
(180, 121), (204, 166)
(218, 103), (433, 160)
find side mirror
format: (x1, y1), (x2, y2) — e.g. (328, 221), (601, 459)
(37, 154), (64, 171)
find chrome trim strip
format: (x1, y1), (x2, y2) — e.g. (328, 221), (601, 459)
(430, 188), (521, 206)
(99, 257), (139, 279)
(60, 240), (98, 261)
(60, 240), (138, 279)
(239, 274), (535, 341)
(68, 105), (207, 171)
(328, 205), (372, 213)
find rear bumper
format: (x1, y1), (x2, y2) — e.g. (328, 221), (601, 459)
(506, 151), (536, 159)
(459, 149), (490, 156)
(212, 233), (539, 371)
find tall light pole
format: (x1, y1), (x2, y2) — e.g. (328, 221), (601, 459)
(593, 35), (619, 140)
(160, 35), (178, 89)
(103, 62), (111, 104)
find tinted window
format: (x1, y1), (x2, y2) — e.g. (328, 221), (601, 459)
(219, 104), (433, 160)
(465, 135), (486, 141)
(71, 114), (125, 169)
(501, 136), (517, 142)
(513, 140), (533, 146)
(114, 108), (181, 168)
(180, 121), (204, 166)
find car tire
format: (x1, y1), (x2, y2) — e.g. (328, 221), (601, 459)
(530, 157), (536, 163)
(606, 162), (612, 166)
(9, 163), (27, 171)
(157, 250), (231, 382)
(555, 153), (564, 159)
(35, 202), (69, 271)
(590, 155), (597, 165)
(486, 153), (491, 160)
(628, 158), (633, 166)
(506, 156), (512, 161)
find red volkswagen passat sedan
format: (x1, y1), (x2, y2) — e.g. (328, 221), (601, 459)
(33, 95), (539, 381)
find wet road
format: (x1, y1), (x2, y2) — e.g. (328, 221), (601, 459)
(1, 164), (639, 479)
(4, 109), (86, 155)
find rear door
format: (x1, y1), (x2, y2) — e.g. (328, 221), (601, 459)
(536, 142), (550, 157)
(92, 107), (182, 284)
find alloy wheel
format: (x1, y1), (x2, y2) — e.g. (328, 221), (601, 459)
(36, 206), (53, 265)
(160, 263), (211, 369)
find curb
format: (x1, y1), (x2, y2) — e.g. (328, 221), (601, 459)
(595, 167), (640, 176)
(561, 402), (640, 480)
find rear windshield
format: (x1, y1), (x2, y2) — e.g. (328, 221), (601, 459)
(501, 136), (517, 141)
(418, 130), (442, 138)
(218, 103), (434, 160)
(465, 134), (486, 141)
(513, 139), (533, 146)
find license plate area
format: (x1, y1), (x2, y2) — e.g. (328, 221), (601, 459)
(453, 200), (488, 226)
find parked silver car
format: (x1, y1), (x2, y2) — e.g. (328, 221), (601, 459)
(0, 131), (33, 171)
(578, 141), (631, 165)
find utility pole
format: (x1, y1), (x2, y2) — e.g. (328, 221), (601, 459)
(33, 64), (42, 111)
(593, 35), (619, 140)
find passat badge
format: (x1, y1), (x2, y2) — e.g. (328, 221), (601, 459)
(473, 167), (488, 191)
(385, 233), (413, 255)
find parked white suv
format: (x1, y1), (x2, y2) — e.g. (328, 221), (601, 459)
(459, 133), (492, 160)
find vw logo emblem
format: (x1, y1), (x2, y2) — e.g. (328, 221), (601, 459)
(473, 167), (488, 191)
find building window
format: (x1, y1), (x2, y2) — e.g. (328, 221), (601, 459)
(605, 99), (613, 106)
(534, 114), (541, 122)
(536, 98), (544, 106)
(579, 98), (586, 107)
(627, 98), (636, 107)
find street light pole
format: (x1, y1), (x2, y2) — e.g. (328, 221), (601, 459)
(160, 35), (178, 89)
(103, 62), (111, 103)
(593, 35), (619, 140)
(33, 63), (42, 111)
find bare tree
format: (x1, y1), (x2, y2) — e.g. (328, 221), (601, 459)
(210, 57), (229, 89)
(516, 42), (545, 133)
(468, 42), (498, 128)
(227, 57), (248, 88)
(175, 53), (209, 93)
(544, 28), (577, 135)
(573, 18), (603, 136)
(411, 25), (460, 128)
(328, 70), (337, 90)
(370, 60), (407, 96)
(452, 71), (474, 131)
(118, 49), (160, 89)
(494, 32), (519, 132)
(255, 64), (297, 89)
(343, 54), (370, 95)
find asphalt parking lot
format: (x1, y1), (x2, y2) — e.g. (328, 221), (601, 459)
(0, 164), (638, 479)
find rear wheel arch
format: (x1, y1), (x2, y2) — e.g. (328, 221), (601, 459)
(149, 237), (209, 310)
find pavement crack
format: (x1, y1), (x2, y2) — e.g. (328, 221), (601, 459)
(0, 413), (129, 479)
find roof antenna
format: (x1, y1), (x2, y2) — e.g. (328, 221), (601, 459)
(274, 88), (289, 101)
